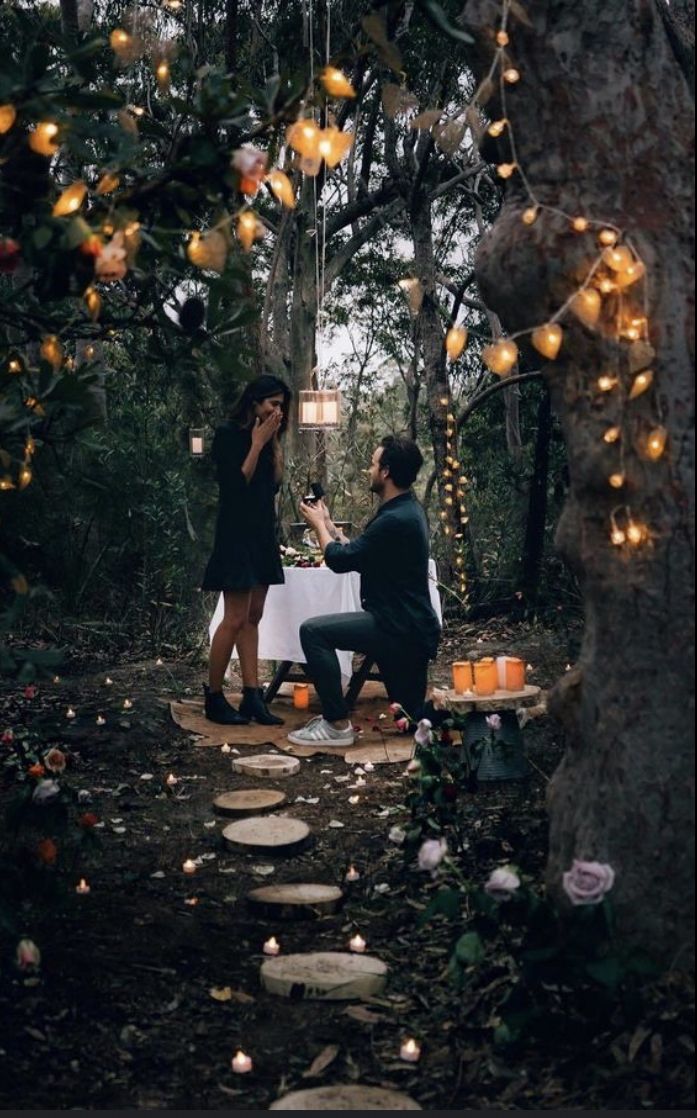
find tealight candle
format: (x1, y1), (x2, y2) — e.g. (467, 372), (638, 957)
(105, 677), (113, 686)
(182, 859), (197, 875)
(155, 657), (164, 666)
(53, 676), (61, 683)
(75, 878), (91, 895)
(96, 714), (106, 726)
(231, 1050), (253, 1074)
(166, 773), (178, 787)
(400, 1037), (421, 1063)
(349, 933), (366, 953)
(348, 795), (360, 805)
(293, 683), (310, 710)
(184, 896), (199, 906)
(66, 707), (76, 719)
(345, 865), (360, 882)
(123, 698), (133, 710)
(221, 743), (231, 754)
(263, 936), (280, 956)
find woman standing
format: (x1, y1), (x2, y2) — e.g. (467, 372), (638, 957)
(202, 374), (291, 725)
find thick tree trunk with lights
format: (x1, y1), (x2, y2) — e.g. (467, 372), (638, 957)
(466, 0), (694, 962)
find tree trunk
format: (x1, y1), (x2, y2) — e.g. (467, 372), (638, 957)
(519, 387), (552, 605)
(466, 0), (694, 962)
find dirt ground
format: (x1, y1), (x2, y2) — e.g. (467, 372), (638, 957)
(0, 618), (693, 1111)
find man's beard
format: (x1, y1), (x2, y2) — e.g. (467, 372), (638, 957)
(370, 478), (385, 496)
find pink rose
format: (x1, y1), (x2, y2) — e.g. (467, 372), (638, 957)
(562, 860), (615, 906)
(484, 866), (521, 901)
(94, 231), (127, 282)
(16, 938), (41, 970)
(389, 702), (402, 714)
(485, 713), (502, 732)
(1, 728), (13, 744)
(23, 685), (37, 700)
(44, 747), (67, 774)
(231, 144), (268, 180)
(417, 837), (447, 872)
(413, 718), (432, 746)
(406, 758), (421, 775)
(394, 717), (409, 732)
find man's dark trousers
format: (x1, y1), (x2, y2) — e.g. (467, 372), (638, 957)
(299, 611), (429, 722)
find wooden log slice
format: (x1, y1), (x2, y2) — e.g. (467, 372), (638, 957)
(222, 815), (310, 855)
(247, 883), (344, 920)
(213, 789), (286, 817)
(260, 951), (387, 1000)
(232, 753), (300, 777)
(269, 1085), (421, 1110)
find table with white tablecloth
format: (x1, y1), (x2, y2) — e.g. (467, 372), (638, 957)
(209, 559), (442, 699)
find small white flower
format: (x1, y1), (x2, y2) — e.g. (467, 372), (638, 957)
(418, 837), (447, 872)
(484, 866), (521, 901)
(16, 938), (41, 970)
(485, 713), (502, 732)
(32, 779), (60, 805)
(413, 718), (432, 746)
(388, 825), (406, 846)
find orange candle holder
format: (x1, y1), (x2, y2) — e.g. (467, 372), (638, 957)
(452, 660), (473, 693)
(504, 657), (526, 691)
(473, 658), (497, 696)
(293, 683), (310, 710)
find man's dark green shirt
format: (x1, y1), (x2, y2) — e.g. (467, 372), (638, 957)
(323, 491), (441, 659)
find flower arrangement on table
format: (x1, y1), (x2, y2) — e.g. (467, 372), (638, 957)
(279, 544), (325, 568)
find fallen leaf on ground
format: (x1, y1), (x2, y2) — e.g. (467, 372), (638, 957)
(302, 1044), (340, 1078)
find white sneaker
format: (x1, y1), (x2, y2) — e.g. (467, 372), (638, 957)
(287, 717), (355, 747)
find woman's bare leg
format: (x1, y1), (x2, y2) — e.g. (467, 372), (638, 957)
(236, 586), (269, 688)
(209, 590), (251, 691)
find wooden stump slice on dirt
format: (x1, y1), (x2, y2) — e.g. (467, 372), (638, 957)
(213, 789), (286, 817)
(247, 882), (344, 920)
(260, 951), (387, 1000)
(269, 1085), (421, 1109)
(222, 815), (310, 855)
(232, 753), (300, 777)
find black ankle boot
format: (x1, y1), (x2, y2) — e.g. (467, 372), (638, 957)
(203, 685), (250, 726)
(238, 686), (285, 726)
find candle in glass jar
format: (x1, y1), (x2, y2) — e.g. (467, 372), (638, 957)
(182, 858), (197, 875)
(452, 660), (473, 693)
(293, 683), (310, 710)
(75, 878), (91, 895)
(231, 1049), (253, 1074)
(349, 933), (366, 953)
(400, 1037), (421, 1063)
(473, 658), (497, 696)
(505, 657), (525, 691)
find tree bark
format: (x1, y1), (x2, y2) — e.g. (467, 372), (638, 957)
(519, 387), (552, 604)
(466, 0), (695, 962)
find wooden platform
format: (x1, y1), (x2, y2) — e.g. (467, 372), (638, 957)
(443, 683), (541, 712)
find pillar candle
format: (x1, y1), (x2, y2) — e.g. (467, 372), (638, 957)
(473, 658), (497, 696)
(452, 660), (473, 693)
(293, 683), (310, 710)
(505, 657), (525, 691)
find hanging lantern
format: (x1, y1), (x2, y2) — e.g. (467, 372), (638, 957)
(298, 389), (341, 431)
(189, 428), (206, 457)
(155, 60), (171, 91)
(83, 286), (101, 321)
(40, 335), (63, 368)
(320, 66), (356, 98)
(236, 210), (265, 252)
(482, 339), (518, 376)
(317, 127), (353, 168)
(187, 229), (228, 272)
(266, 170), (296, 209)
(602, 245), (633, 272)
(52, 181), (87, 217)
(445, 326), (468, 361)
(96, 172), (119, 195)
(531, 323), (563, 360)
(287, 119), (321, 159)
(614, 260), (645, 288)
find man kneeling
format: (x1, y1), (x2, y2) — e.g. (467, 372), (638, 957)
(287, 436), (441, 748)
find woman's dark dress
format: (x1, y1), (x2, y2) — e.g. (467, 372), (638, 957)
(201, 422), (284, 592)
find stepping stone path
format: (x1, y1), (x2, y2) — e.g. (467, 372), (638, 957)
(232, 753), (300, 777)
(213, 789), (286, 817)
(222, 815), (311, 855)
(260, 951), (387, 1000)
(269, 1085), (422, 1109)
(247, 882), (344, 920)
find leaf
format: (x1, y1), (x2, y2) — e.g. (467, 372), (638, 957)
(628, 1025), (652, 1062)
(508, 0), (534, 27)
(476, 77), (495, 106)
(410, 109), (443, 131)
(433, 120), (466, 154)
(454, 931), (485, 965)
(344, 1004), (385, 1024)
(415, 0), (475, 44)
(585, 956), (622, 987)
(302, 1044), (340, 1078)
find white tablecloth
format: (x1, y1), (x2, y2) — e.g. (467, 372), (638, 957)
(209, 559), (442, 683)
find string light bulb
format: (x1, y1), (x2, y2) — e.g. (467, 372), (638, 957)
(602, 245), (633, 272)
(8, 357), (22, 374)
(445, 326), (468, 361)
(266, 169), (295, 209)
(603, 426), (621, 444)
(531, 323), (563, 360)
(84, 287), (101, 321)
(597, 374), (618, 392)
(40, 335), (63, 368)
(496, 161), (517, 179)
(96, 172), (119, 195)
(0, 104), (16, 133)
(482, 338), (518, 376)
(626, 519), (645, 546)
(29, 122), (59, 157)
(52, 181), (87, 217)
(18, 466), (32, 490)
(236, 210), (264, 252)
(155, 61), (170, 90)
(521, 205), (538, 225)
(628, 370), (654, 399)
(496, 29), (510, 46)
(487, 118), (507, 137)
(598, 228), (618, 246)
(502, 67), (520, 83)
(287, 118), (321, 159)
(610, 525), (626, 546)
(608, 472), (625, 489)
(571, 216), (589, 233)
(643, 426), (667, 461)
(570, 287), (601, 327)
(614, 260), (646, 288)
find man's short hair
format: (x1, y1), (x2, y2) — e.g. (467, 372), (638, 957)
(378, 435), (424, 489)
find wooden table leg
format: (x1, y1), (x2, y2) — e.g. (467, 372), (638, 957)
(345, 659), (377, 709)
(263, 661), (293, 704)
(460, 710), (530, 781)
